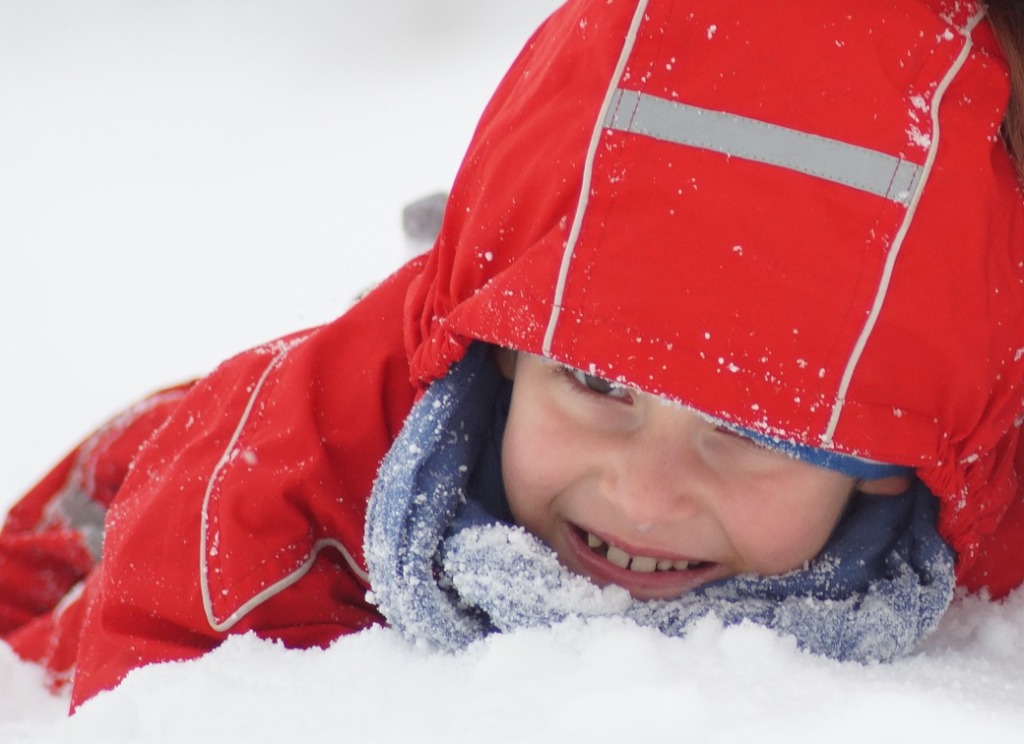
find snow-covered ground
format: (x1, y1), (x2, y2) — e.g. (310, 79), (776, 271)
(4, 595), (1024, 742)
(2, 2), (1024, 741)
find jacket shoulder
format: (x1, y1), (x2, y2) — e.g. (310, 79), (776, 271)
(73, 259), (423, 705)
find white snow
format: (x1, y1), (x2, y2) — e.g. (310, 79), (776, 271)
(5, 595), (1024, 742)
(2, 2), (1024, 741)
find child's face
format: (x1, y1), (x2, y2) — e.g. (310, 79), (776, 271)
(498, 352), (898, 601)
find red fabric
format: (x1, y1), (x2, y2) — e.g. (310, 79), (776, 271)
(2, 263), (418, 707)
(70, 262), (418, 707)
(1, 387), (188, 639)
(407, 0), (1024, 594)
(3, 0), (1024, 711)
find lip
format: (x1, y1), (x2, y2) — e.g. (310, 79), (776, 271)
(560, 522), (730, 600)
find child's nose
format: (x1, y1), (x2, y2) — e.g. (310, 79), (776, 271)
(601, 411), (710, 527)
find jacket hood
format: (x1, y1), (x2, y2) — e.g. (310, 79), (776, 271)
(402, 0), (1024, 586)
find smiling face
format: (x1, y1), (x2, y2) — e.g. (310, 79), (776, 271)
(498, 351), (906, 600)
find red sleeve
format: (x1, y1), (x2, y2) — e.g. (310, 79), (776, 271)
(1, 383), (191, 702)
(67, 260), (422, 709)
(1, 386), (190, 638)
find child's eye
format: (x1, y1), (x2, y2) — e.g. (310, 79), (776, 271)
(562, 367), (633, 402)
(714, 426), (773, 453)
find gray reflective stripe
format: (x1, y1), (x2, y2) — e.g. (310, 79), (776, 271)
(35, 388), (189, 561)
(42, 485), (106, 560)
(604, 89), (922, 204)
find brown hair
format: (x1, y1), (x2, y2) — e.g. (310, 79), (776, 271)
(987, 0), (1024, 175)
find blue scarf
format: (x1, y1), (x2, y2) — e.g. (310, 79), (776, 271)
(365, 344), (955, 660)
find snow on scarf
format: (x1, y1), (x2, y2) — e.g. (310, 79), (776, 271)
(365, 343), (956, 660)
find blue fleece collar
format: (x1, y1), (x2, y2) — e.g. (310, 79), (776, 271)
(721, 424), (913, 480)
(365, 343), (955, 660)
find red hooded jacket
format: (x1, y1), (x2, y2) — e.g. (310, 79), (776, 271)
(3, 0), (1023, 710)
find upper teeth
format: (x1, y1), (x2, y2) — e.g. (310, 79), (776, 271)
(587, 532), (692, 573)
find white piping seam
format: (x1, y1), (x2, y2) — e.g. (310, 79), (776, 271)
(541, 0), (651, 357)
(822, 9), (987, 446)
(205, 539), (369, 633)
(199, 342), (292, 631)
(197, 335), (370, 633)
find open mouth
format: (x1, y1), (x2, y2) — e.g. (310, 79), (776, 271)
(583, 531), (712, 573)
(561, 523), (724, 600)
(557, 523), (724, 597)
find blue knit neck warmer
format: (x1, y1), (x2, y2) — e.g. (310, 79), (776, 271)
(365, 344), (956, 661)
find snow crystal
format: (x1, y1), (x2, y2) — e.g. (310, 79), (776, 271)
(907, 125), (932, 149)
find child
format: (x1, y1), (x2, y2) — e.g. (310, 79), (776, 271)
(3, 0), (1024, 711)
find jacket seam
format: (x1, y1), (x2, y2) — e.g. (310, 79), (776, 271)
(198, 334), (348, 633)
(542, 0), (651, 358)
(821, 7), (987, 446)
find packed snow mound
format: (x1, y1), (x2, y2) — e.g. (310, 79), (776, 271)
(3, 590), (1023, 743)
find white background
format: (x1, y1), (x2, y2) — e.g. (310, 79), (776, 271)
(0, 0), (561, 504)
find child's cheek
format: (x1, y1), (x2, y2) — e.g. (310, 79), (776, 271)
(723, 482), (851, 574)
